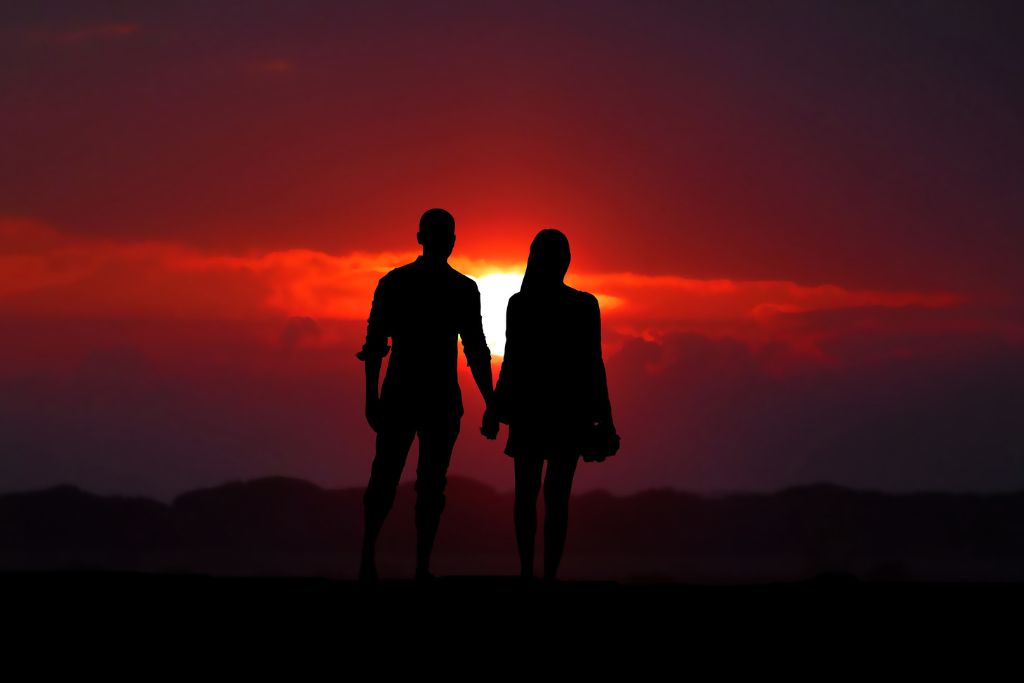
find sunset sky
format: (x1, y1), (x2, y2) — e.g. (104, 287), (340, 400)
(2, 1), (1023, 499)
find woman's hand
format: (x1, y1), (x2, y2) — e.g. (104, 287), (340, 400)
(582, 420), (620, 462)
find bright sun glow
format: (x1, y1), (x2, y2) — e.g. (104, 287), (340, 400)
(469, 272), (524, 357)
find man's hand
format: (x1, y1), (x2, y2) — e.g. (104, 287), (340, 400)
(480, 409), (500, 440)
(365, 396), (382, 433)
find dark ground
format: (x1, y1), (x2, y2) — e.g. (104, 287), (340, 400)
(2, 571), (1017, 677)
(4, 570), (1021, 643)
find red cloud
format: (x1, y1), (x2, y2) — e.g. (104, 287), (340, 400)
(0, 218), (978, 364)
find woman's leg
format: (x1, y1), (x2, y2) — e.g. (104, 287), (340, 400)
(514, 456), (544, 579)
(543, 455), (580, 581)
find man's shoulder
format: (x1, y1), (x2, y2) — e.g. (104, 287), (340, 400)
(377, 260), (418, 286)
(392, 260), (422, 276)
(376, 260), (479, 298)
(444, 262), (475, 283)
(445, 265), (480, 292)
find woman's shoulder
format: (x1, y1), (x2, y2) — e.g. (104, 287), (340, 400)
(510, 286), (598, 313)
(563, 285), (599, 311)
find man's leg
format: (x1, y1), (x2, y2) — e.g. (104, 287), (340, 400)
(360, 416), (416, 580)
(413, 414), (461, 579)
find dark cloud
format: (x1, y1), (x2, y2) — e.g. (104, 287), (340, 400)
(29, 23), (139, 45)
(279, 316), (321, 351)
(249, 59), (294, 75)
(0, 319), (371, 500)
(576, 328), (1024, 494)
(1, 315), (1022, 499)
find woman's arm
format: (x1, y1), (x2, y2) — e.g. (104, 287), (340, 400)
(585, 293), (614, 427)
(492, 294), (520, 425)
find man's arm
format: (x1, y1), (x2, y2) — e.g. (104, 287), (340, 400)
(357, 277), (392, 432)
(460, 282), (496, 437)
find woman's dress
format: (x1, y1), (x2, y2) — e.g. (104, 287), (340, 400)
(493, 284), (612, 461)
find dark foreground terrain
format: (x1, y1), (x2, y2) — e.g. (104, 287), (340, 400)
(5, 475), (1024, 583)
(4, 474), (1024, 660)
(5, 569), (1022, 625)
(3, 570), (1019, 669)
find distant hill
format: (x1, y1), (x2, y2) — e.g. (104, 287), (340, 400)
(2, 476), (1024, 582)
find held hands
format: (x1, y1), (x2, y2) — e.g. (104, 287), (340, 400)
(480, 408), (500, 440)
(367, 396), (500, 439)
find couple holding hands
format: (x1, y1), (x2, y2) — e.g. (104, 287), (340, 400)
(356, 208), (620, 582)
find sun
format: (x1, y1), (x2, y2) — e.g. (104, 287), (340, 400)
(468, 272), (523, 357)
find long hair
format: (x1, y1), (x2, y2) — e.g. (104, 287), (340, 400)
(520, 229), (571, 294)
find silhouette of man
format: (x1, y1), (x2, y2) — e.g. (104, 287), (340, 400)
(357, 208), (495, 581)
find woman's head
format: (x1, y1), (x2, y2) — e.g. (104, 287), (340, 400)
(521, 229), (571, 293)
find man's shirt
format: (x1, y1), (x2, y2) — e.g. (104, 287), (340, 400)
(358, 256), (491, 419)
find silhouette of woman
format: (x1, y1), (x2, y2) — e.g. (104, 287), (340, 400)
(489, 229), (618, 581)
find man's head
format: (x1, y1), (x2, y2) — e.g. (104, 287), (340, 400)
(417, 208), (456, 261)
